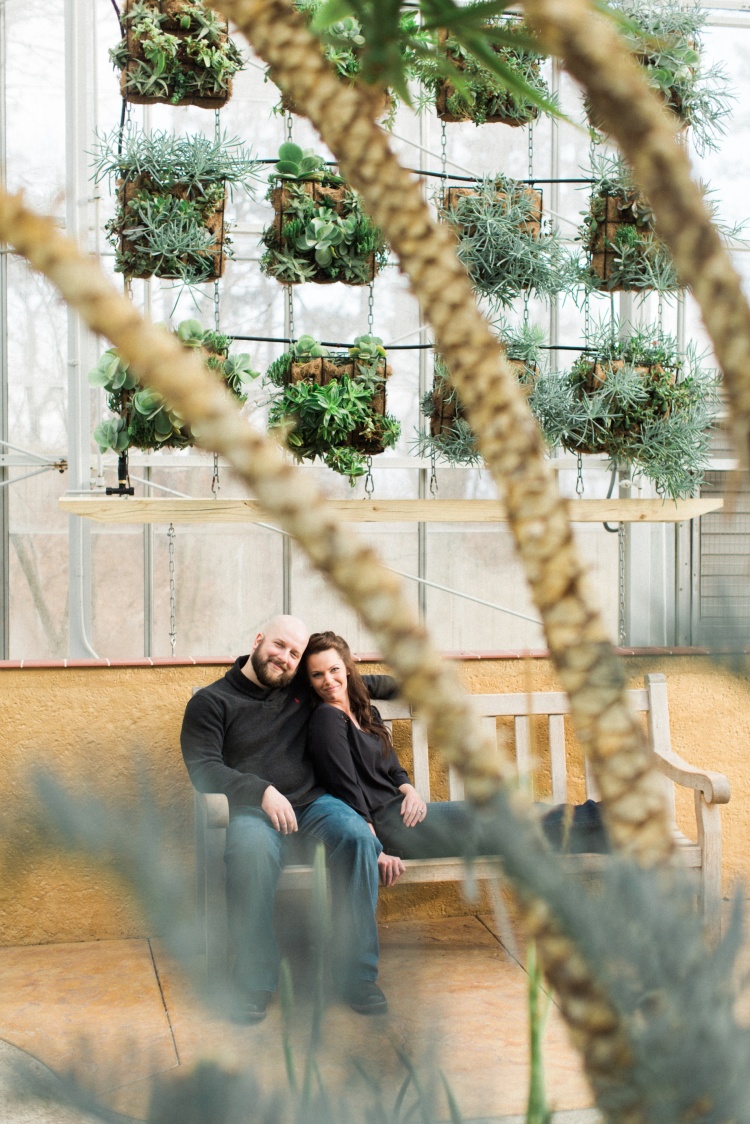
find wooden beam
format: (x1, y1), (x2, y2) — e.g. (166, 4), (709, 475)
(58, 496), (724, 525)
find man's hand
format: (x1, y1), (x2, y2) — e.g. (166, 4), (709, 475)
(261, 786), (298, 834)
(378, 852), (405, 887)
(399, 784), (427, 828)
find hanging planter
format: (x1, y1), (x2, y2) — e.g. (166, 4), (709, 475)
(529, 324), (719, 499)
(266, 334), (400, 482)
(92, 130), (259, 284)
(417, 324), (543, 466)
(417, 19), (553, 126)
(585, 0), (732, 155)
(579, 157), (678, 294)
(439, 177), (566, 308)
(260, 144), (388, 286)
(89, 319), (259, 454)
(110, 0), (244, 109)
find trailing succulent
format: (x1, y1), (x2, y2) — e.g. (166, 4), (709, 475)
(439, 177), (568, 308)
(261, 144), (388, 286)
(591, 0), (734, 155)
(266, 334), (400, 482)
(91, 129), (259, 284)
(417, 322), (544, 466)
(89, 319), (259, 453)
(110, 0), (244, 108)
(530, 323), (719, 499)
(417, 17), (555, 125)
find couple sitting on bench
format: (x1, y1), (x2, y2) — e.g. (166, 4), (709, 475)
(181, 615), (607, 1024)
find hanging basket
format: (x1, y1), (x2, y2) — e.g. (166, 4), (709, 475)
(564, 358), (677, 455)
(286, 354), (392, 454)
(117, 0), (237, 110)
(263, 178), (384, 286)
(117, 177), (226, 282)
(586, 189), (660, 290)
(442, 183), (543, 241)
(434, 29), (543, 125)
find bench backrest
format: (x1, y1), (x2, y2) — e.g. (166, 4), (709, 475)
(377, 674), (672, 820)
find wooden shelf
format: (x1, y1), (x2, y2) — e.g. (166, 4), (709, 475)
(59, 496), (724, 525)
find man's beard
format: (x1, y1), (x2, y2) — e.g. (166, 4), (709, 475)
(251, 648), (295, 689)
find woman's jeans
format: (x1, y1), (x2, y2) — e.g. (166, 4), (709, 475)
(225, 794), (381, 994)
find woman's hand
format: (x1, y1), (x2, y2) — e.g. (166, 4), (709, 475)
(378, 852), (405, 887)
(399, 784), (427, 828)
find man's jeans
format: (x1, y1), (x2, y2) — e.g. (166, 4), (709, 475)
(224, 794), (381, 994)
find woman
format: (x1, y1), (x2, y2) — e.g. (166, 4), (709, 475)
(304, 631), (485, 887)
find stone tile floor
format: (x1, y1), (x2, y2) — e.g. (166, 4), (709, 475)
(0, 915), (595, 1122)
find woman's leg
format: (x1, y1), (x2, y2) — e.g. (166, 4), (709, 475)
(373, 799), (480, 861)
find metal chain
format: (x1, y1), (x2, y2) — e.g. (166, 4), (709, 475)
(211, 453), (220, 498)
(124, 278), (133, 301)
(168, 523), (176, 656)
(527, 119), (534, 181)
(213, 278), (221, 332)
(364, 456), (375, 497)
(618, 520), (626, 645)
(429, 450), (438, 496)
(575, 453), (584, 497)
(367, 282), (375, 335)
(287, 285), (295, 343)
(583, 293), (591, 345)
(523, 290), (530, 328)
(440, 120), (447, 179)
(214, 108), (221, 146)
(657, 292), (664, 333)
(286, 113), (293, 143)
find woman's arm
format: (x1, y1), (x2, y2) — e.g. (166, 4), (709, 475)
(398, 782), (428, 828)
(307, 705), (373, 821)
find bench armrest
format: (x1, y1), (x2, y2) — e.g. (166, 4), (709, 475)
(653, 746), (730, 805)
(195, 790), (230, 828)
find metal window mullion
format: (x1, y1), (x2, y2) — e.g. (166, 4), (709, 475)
(0, 0), (8, 658)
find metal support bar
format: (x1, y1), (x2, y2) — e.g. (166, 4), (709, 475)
(0, 0), (9, 658)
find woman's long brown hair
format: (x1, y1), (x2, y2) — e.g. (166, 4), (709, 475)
(304, 631), (392, 755)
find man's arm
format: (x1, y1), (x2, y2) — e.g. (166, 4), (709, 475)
(181, 690), (269, 807)
(362, 674), (398, 700)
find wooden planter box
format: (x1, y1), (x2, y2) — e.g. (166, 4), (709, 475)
(288, 355), (391, 454)
(118, 177), (226, 282)
(119, 0), (234, 109)
(442, 184), (543, 241)
(568, 358), (674, 454)
(269, 181), (378, 285)
(587, 190), (658, 289)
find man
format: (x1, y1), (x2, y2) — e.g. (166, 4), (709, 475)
(181, 614), (397, 1023)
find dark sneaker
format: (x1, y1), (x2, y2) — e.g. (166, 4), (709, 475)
(347, 981), (388, 1016)
(233, 989), (272, 1024)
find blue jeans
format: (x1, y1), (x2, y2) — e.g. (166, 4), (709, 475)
(224, 794), (381, 994)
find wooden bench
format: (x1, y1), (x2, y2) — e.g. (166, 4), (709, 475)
(193, 672), (730, 981)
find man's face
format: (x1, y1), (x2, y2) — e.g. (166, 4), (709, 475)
(250, 626), (306, 689)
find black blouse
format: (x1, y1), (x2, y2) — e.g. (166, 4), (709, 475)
(306, 703), (410, 822)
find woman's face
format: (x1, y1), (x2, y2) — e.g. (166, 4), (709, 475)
(307, 648), (349, 708)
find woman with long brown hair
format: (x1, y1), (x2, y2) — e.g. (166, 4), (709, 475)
(304, 631), (479, 887)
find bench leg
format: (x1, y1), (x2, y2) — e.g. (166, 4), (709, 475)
(696, 791), (722, 944)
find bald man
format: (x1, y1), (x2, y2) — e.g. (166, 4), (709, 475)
(181, 615), (397, 1022)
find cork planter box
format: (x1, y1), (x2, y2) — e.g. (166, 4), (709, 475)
(433, 27), (544, 126)
(586, 189), (660, 290)
(116, 0), (239, 109)
(117, 177), (226, 282)
(442, 183), (542, 241)
(287, 354), (392, 455)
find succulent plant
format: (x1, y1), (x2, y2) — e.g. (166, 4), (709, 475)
(273, 141), (330, 182)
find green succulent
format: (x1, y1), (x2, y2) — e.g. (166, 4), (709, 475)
(294, 207), (358, 268)
(293, 335), (329, 360)
(274, 142), (330, 182)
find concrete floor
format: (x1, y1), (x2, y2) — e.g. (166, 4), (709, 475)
(0, 915), (595, 1122)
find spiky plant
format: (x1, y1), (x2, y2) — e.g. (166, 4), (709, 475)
(110, 0), (244, 108)
(531, 322), (719, 498)
(439, 177), (567, 308)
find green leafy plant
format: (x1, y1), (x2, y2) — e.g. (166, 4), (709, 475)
(588, 0), (734, 155)
(530, 322), (719, 499)
(416, 17), (555, 126)
(266, 335), (400, 482)
(261, 146), (388, 286)
(416, 322), (544, 466)
(92, 128), (259, 283)
(89, 319), (259, 453)
(110, 0), (244, 109)
(439, 178), (568, 308)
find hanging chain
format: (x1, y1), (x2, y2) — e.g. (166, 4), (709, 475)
(286, 285), (295, 343)
(124, 278), (133, 301)
(168, 523), (177, 656)
(367, 282), (375, 335)
(583, 293), (591, 345)
(527, 119), (534, 181)
(214, 108), (221, 146)
(211, 452), (220, 498)
(618, 520), (626, 646)
(440, 120), (447, 179)
(213, 278), (221, 332)
(286, 112), (293, 143)
(364, 455), (375, 497)
(575, 453), (584, 497)
(657, 292), (664, 333)
(523, 290), (530, 329)
(429, 449), (438, 496)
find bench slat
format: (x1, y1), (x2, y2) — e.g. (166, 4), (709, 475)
(549, 714), (567, 804)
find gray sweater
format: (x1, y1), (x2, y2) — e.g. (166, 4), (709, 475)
(181, 655), (397, 811)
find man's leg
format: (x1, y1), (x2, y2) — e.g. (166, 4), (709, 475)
(297, 795), (381, 1001)
(224, 809), (285, 1001)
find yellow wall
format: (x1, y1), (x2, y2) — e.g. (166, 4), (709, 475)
(1, 655), (748, 946)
